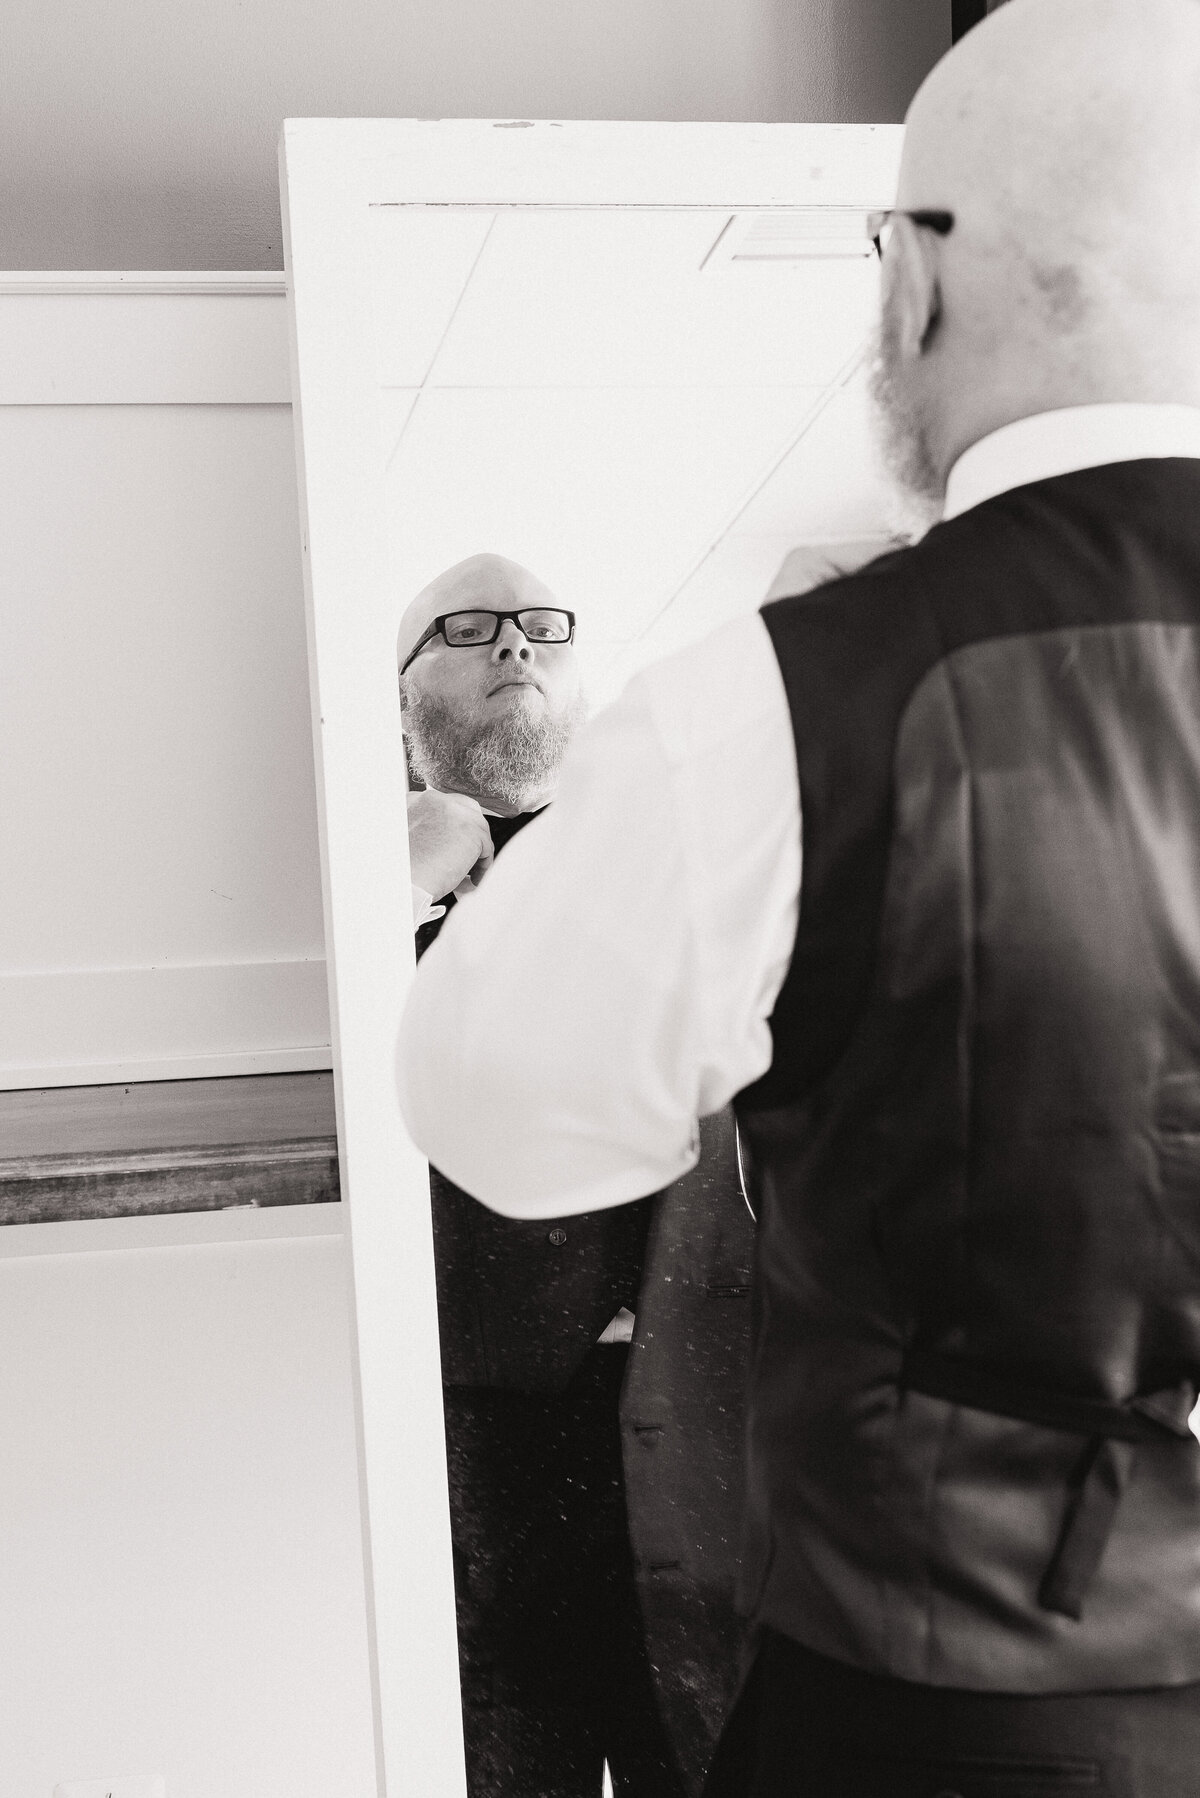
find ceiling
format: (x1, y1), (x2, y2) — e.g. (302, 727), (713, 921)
(371, 203), (899, 699)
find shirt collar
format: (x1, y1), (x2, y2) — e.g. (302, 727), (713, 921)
(425, 787), (548, 820)
(942, 403), (1200, 522)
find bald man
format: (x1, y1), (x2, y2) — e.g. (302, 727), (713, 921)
(399, 4), (1200, 1792)
(397, 554), (754, 1798)
(399, 554), (587, 928)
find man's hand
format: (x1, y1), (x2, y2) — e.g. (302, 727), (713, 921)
(407, 790), (494, 903)
(764, 537), (903, 603)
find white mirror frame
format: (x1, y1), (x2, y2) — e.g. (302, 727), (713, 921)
(279, 117), (901, 1798)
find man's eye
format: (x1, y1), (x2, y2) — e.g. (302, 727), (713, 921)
(456, 628), (486, 641)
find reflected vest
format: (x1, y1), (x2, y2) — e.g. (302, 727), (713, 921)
(418, 807), (652, 1392)
(734, 460), (1200, 1691)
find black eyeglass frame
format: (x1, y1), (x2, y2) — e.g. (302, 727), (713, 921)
(868, 209), (955, 259)
(399, 607), (577, 674)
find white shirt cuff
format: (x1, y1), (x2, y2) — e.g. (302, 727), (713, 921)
(411, 885), (447, 930)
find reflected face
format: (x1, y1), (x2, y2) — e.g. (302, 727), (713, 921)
(404, 611), (581, 724)
(398, 557), (586, 810)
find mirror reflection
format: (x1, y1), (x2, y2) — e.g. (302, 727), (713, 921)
(370, 200), (896, 1797)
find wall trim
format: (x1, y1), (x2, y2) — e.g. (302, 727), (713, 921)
(0, 1198), (343, 1258)
(0, 271), (287, 296)
(0, 1072), (340, 1225)
(0, 1135), (339, 1225)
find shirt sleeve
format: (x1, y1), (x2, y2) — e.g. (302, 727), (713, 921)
(396, 613), (802, 1218)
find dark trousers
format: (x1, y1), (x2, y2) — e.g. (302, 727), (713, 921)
(703, 1628), (1200, 1798)
(444, 1341), (687, 1798)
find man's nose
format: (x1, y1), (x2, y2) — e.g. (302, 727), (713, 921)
(491, 619), (532, 661)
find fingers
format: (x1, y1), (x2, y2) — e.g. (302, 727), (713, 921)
(442, 793), (495, 883)
(452, 814), (496, 897)
(469, 832), (496, 886)
(407, 788), (495, 902)
(765, 538), (897, 603)
(408, 788), (483, 821)
(441, 790), (486, 822)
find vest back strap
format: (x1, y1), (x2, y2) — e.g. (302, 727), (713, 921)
(903, 1349), (1197, 1620)
(902, 1349), (1194, 1444)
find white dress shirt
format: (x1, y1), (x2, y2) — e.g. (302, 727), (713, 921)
(397, 403), (1200, 1220)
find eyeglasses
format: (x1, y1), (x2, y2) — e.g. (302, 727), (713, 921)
(867, 209), (955, 260)
(400, 607), (576, 674)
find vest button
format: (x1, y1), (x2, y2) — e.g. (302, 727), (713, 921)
(547, 1227), (567, 1246)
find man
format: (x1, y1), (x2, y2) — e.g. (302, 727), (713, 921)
(398, 3), (1200, 1791)
(398, 552), (754, 1798)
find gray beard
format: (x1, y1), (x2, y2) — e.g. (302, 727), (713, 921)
(403, 686), (586, 809)
(867, 306), (945, 536)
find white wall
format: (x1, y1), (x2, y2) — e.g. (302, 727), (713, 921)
(0, 1212), (375, 1798)
(2, 0), (948, 269)
(0, 281), (329, 1087)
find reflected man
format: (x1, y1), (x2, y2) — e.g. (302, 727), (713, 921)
(398, 552), (754, 1798)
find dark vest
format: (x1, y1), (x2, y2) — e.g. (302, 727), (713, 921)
(419, 808), (652, 1391)
(734, 459), (1200, 1690)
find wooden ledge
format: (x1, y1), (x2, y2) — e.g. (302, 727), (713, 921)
(0, 1072), (341, 1224)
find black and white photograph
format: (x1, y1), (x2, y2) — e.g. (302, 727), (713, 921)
(6, 1), (1200, 1795)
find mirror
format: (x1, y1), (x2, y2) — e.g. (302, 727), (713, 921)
(281, 118), (902, 1798)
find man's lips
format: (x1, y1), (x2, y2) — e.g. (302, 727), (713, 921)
(488, 675), (544, 696)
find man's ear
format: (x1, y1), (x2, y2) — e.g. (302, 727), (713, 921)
(889, 216), (943, 357)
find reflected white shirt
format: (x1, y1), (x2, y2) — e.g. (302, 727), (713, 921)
(397, 403), (1200, 1219)
(412, 884), (444, 928)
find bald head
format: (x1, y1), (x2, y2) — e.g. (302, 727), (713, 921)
(871, 0), (1200, 517)
(396, 552), (561, 673)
